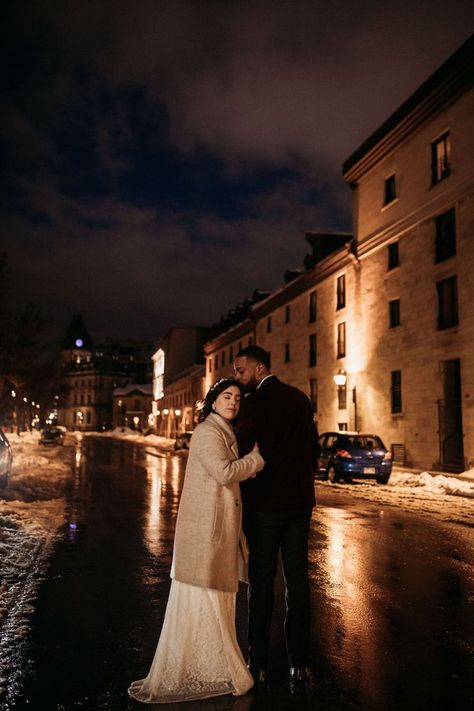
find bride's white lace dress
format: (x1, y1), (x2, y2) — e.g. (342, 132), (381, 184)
(128, 579), (253, 703)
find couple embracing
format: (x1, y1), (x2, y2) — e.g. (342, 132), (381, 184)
(129, 346), (320, 704)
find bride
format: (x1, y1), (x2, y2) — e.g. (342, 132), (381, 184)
(128, 378), (264, 703)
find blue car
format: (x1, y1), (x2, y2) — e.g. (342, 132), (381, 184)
(316, 431), (392, 485)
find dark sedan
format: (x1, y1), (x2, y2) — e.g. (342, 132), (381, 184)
(316, 431), (393, 484)
(40, 427), (64, 445)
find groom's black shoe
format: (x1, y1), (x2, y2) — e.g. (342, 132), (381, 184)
(249, 667), (270, 689)
(289, 666), (315, 692)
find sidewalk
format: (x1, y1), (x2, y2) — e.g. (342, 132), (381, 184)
(392, 463), (474, 482)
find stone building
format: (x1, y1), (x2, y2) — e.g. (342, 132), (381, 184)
(203, 36), (474, 472)
(112, 384), (153, 431)
(152, 327), (207, 437)
(342, 35), (474, 471)
(59, 315), (155, 431)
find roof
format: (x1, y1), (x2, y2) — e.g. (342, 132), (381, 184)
(343, 35), (474, 180)
(113, 384), (153, 397)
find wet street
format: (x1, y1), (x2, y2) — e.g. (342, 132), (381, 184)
(5, 436), (474, 711)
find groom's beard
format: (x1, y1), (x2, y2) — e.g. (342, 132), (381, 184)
(241, 376), (258, 393)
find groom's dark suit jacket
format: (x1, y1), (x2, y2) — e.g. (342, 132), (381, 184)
(236, 375), (320, 512)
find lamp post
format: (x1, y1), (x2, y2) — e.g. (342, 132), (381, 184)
(334, 370), (358, 431)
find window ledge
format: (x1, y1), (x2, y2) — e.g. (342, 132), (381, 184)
(391, 412), (404, 418)
(381, 197), (399, 212)
(437, 325), (459, 334)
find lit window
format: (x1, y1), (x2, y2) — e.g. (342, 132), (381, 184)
(337, 322), (346, 358)
(431, 132), (451, 184)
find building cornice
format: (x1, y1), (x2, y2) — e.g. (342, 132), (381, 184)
(343, 36), (474, 183)
(204, 318), (254, 354)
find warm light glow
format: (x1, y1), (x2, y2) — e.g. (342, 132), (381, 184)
(163, 408), (169, 415)
(23, 396), (28, 403)
(152, 348), (165, 401)
(175, 409), (181, 417)
(133, 416), (140, 425)
(11, 390), (16, 397)
(334, 369), (347, 387)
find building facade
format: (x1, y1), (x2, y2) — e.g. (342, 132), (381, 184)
(202, 37), (474, 472)
(152, 327), (207, 437)
(342, 36), (474, 471)
(112, 384), (153, 430)
(59, 315), (155, 431)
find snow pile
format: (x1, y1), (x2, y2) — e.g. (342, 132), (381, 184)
(390, 471), (474, 498)
(0, 433), (74, 701)
(319, 468), (474, 527)
(81, 428), (176, 451)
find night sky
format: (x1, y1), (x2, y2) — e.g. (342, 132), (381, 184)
(1, 1), (473, 346)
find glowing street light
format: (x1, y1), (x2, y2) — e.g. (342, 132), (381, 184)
(334, 369), (347, 387)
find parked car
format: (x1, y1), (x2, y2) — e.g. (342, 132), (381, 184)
(40, 427), (64, 446)
(0, 427), (13, 488)
(316, 431), (392, 484)
(175, 431), (193, 450)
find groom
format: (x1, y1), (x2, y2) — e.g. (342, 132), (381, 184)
(233, 345), (320, 689)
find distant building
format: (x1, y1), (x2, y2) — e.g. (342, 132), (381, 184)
(58, 315), (155, 431)
(112, 383), (153, 430)
(152, 327), (207, 437)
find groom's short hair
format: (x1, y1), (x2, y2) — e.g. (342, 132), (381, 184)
(235, 345), (271, 369)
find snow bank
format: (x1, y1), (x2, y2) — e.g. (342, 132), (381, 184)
(319, 468), (474, 527)
(80, 428), (176, 451)
(0, 433), (74, 700)
(390, 471), (474, 498)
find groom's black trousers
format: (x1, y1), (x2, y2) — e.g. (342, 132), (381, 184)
(243, 507), (312, 671)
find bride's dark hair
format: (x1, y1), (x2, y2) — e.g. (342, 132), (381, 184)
(199, 378), (243, 423)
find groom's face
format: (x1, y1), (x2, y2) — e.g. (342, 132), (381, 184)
(233, 356), (259, 393)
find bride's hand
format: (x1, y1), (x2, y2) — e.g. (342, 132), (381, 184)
(252, 442), (260, 454)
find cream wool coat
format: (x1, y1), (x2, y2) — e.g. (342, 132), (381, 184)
(172, 412), (264, 593)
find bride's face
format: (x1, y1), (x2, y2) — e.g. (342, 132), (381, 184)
(213, 386), (241, 421)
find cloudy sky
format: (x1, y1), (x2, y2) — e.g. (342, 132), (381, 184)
(1, 1), (472, 346)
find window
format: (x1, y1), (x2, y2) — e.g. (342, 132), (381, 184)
(221, 351), (226, 367)
(389, 299), (400, 328)
(437, 276), (458, 329)
(435, 208), (456, 262)
(337, 322), (346, 358)
(229, 346), (233, 362)
(308, 291), (317, 323)
(391, 370), (402, 413)
(338, 385), (347, 410)
(388, 241), (399, 270)
(336, 274), (346, 310)
(208, 358), (212, 373)
(431, 132), (451, 184)
(310, 378), (317, 413)
(86, 411), (91, 424)
(284, 343), (291, 363)
(285, 305), (291, 323)
(214, 355), (218, 370)
(338, 422), (348, 431)
(248, 336), (253, 345)
(309, 334), (317, 367)
(384, 174), (396, 205)
(267, 316), (272, 333)
(134, 399), (140, 410)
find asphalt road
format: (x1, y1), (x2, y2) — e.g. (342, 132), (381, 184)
(5, 437), (474, 710)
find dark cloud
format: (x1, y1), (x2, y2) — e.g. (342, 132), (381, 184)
(1, 0), (472, 344)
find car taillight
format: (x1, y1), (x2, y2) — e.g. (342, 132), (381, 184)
(336, 449), (352, 459)
(383, 451), (392, 460)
